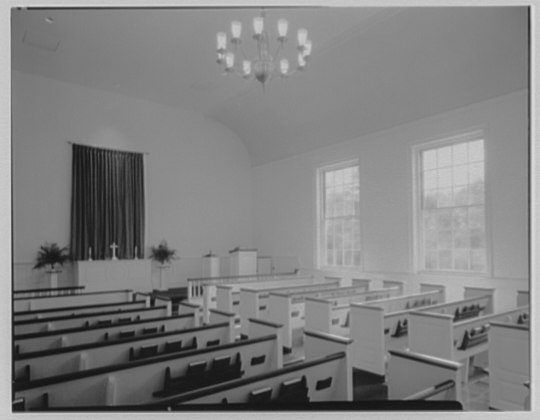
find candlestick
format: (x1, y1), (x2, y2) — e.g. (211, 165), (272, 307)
(88, 247), (92, 261)
(134, 246), (138, 260)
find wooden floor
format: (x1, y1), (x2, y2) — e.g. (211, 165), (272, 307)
(461, 367), (490, 411)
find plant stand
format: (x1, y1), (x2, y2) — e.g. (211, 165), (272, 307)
(47, 269), (61, 288)
(158, 264), (170, 290)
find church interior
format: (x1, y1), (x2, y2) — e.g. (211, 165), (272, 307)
(9, 4), (532, 414)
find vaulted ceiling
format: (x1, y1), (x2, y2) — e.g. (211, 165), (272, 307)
(11, 6), (529, 166)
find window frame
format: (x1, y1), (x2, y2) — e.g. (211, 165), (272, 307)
(316, 158), (362, 271)
(412, 129), (491, 277)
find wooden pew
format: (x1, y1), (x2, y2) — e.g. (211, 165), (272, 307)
(408, 305), (529, 383)
(14, 304), (172, 335)
(140, 329), (352, 406)
(517, 290), (529, 307)
(306, 282), (433, 338)
(270, 284), (403, 350)
(201, 274), (318, 322)
(13, 299), (150, 322)
(14, 289), (134, 312)
(13, 310), (236, 382)
(14, 310), (196, 354)
(488, 313), (530, 410)
(387, 348), (463, 406)
(14, 286), (86, 299)
(234, 279), (344, 336)
(331, 284), (446, 377)
(14, 319), (284, 410)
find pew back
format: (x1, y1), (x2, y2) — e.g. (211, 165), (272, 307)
(14, 289), (134, 312)
(14, 321), (234, 382)
(13, 300), (149, 322)
(14, 311), (194, 353)
(14, 305), (170, 335)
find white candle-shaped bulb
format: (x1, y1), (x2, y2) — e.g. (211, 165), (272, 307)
(217, 51), (225, 64)
(217, 32), (227, 51)
(297, 28), (308, 47)
(280, 58), (289, 75)
(277, 19), (288, 39)
(243, 60), (251, 76)
(231, 21), (242, 40)
(303, 39), (312, 57)
(225, 52), (235, 69)
(298, 52), (306, 69)
(253, 16), (264, 36)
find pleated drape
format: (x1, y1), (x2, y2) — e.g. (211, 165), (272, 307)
(70, 144), (145, 260)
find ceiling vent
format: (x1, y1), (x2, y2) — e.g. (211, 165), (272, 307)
(22, 29), (61, 52)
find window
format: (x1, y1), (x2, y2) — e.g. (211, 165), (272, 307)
(318, 160), (361, 268)
(416, 133), (486, 273)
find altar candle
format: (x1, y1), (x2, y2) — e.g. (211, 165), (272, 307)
(134, 246), (138, 259)
(89, 247), (92, 260)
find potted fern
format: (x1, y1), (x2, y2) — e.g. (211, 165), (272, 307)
(33, 242), (71, 288)
(150, 240), (178, 290)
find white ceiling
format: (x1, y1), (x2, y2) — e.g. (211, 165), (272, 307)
(11, 6), (529, 166)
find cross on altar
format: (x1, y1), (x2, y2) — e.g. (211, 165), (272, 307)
(110, 242), (118, 260)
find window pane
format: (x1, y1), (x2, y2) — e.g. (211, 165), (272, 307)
(468, 206), (484, 228)
(453, 165), (468, 186)
(325, 170), (334, 187)
(470, 250), (486, 271)
(335, 169), (344, 185)
(469, 162), (484, 184)
(424, 190), (437, 209)
(452, 208), (468, 230)
(469, 140), (484, 162)
(452, 143), (468, 165)
(438, 168), (452, 188)
(437, 146), (452, 167)
(470, 228), (485, 249)
(437, 210), (452, 230)
(454, 229), (469, 248)
(353, 250), (361, 267)
(453, 249), (469, 270)
(423, 170), (437, 189)
(439, 250), (452, 269)
(425, 250), (438, 270)
(425, 228), (438, 249)
(423, 150), (437, 170)
(438, 188), (453, 208)
(344, 250), (353, 266)
(469, 182), (484, 205)
(439, 230), (452, 249)
(454, 186), (468, 206)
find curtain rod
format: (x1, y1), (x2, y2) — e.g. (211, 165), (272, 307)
(67, 141), (149, 155)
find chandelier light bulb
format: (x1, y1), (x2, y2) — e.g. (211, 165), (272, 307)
(298, 52), (306, 69)
(231, 21), (242, 41)
(277, 19), (288, 40)
(280, 58), (289, 75)
(217, 32), (227, 52)
(243, 60), (252, 77)
(297, 28), (308, 47)
(303, 40), (312, 58)
(216, 51), (225, 64)
(253, 16), (264, 37)
(225, 52), (235, 69)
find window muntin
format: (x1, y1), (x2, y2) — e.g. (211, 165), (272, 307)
(418, 137), (486, 273)
(319, 162), (361, 268)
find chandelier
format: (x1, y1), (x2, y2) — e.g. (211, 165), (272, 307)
(216, 10), (312, 88)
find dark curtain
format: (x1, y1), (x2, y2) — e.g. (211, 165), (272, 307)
(70, 144), (145, 260)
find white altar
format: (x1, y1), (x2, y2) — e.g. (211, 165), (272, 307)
(75, 260), (152, 292)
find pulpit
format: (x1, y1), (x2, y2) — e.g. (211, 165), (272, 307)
(75, 260), (152, 292)
(229, 248), (258, 276)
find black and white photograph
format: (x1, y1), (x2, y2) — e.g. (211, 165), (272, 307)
(5, 0), (536, 417)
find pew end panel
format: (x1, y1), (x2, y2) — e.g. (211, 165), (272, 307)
(387, 349), (463, 405)
(463, 286), (495, 314)
(239, 288), (260, 337)
(349, 304), (385, 376)
(382, 280), (406, 295)
(208, 309), (235, 344)
(408, 312), (455, 360)
(178, 301), (202, 326)
(303, 330), (353, 401)
(488, 321), (530, 411)
(351, 278), (372, 290)
(202, 284), (217, 324)
(419, 283), (446, 301)
(517, 290), (529, 307)
(216, 285), (235, 313)
(247, 318), (284, 369)
(267, 293), (293, 349)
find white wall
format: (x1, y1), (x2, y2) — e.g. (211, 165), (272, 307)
(12, 70), (253, 289)
(253, 90), (529, 309)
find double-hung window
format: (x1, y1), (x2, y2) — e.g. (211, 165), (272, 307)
(318, 160), (361, 269)
(416, 132), (486, 273)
